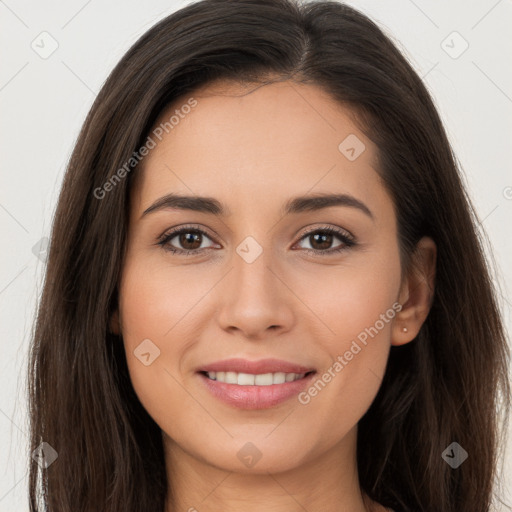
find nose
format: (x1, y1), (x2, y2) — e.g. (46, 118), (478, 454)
(216, 245), (295, 340)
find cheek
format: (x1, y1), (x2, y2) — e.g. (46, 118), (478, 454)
(118, 255), (212, 348)
(117, 258), (202, 425)
(293, 250), (401, 419)
(293, 248), (401, 350)
(328, 266), (400, 351)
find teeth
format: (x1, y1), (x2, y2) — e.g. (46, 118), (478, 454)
(205, 371), (306, 385)
(225, 371), (238, 384)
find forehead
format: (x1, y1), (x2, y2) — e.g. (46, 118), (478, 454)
(133, 80), (387, 216)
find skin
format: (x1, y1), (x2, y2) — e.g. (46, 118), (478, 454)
(111, 79), (436, 512)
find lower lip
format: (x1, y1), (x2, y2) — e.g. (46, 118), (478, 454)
(197, 372), (316, 410)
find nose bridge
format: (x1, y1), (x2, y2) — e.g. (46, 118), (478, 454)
(231, 235), (279, 304)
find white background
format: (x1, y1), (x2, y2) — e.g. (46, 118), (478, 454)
(1, 0), (511, 510)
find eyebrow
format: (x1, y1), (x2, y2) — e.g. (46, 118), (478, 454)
(141, 192), (374, 220)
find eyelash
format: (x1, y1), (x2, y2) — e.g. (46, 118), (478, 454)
(156, 224), (356, 256)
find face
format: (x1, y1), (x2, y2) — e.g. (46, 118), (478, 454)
(115, 80), (407, 474)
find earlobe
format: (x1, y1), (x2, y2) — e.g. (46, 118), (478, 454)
(391, 236), (436, 346)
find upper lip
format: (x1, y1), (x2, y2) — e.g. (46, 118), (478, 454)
(198, 358), (316, 375)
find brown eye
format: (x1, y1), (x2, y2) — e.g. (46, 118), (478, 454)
(295, 227), (355, 255)
(177, 231), (203, 250)
(308, 232), (337, 250)
(158, 227), (218, 254)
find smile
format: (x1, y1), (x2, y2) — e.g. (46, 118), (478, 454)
(196, 371), (316, 410)
(203, 371), (308, 385)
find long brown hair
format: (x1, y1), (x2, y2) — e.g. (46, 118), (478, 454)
(28, 1), (510, 510)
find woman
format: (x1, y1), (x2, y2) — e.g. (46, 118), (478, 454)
(28, 0), (510, 511)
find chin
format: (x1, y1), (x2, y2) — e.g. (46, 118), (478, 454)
(186, 435), (311, 475)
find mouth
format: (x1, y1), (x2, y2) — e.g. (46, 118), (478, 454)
(199, 370), (315, 385)
(196, 360), (317, 409)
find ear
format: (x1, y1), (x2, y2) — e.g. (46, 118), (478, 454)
(109, 309), (121, 335)
(391, 236), (436, 346)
